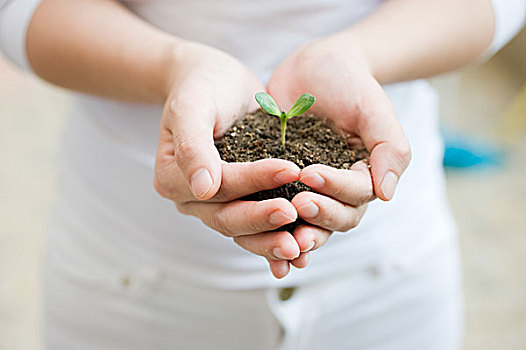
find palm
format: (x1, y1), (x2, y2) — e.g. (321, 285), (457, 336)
(267, 38), (410, 201)
(269, 54), (389, 145)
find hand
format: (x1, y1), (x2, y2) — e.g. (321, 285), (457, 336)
(153, 41), (303, 278)
(267, 34), (411, 264)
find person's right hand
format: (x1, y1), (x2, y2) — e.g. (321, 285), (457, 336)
(153, 41), (303, 278)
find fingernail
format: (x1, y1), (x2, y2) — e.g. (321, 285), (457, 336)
(274, 168), (298, 184)
(273, 247), (289, 260)
(301, 172), (325, 188)
(301, 241), (315, 253)
(301, 252), (310, 267)
(190, 168), (213, 199)
(269, 210), (295, 226)
(298, 201), (319, 219)
(381, 171), (398, 200)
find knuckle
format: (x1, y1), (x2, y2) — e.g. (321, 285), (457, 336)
(327, 180), (342, 197)
(247, 175), (264, 192)
(154, 173), (189, 202)
(345, 211), (361, 231)
(174, 203), (189, 215)
(210, 208), (233, 237)
(243, 204), (271, 233)
(214, 184), (234, 202)
(356, 176), (375, 205)
(173, 137), (199, 166)
(153, 176), (171, 199)
(174, 136), (193, 155)
(232, 236), (258, 256)
(358, 197), (371, 207)
(320, 205), (358, 232)
(355, 190), (373, 206)
(232, 236), (243, 247)
(234, 167), (267, 194)
(261, 244), (272, 258)
(395, 143), (412, 164)
(352, 214), (361, 228)
(246, 218), (267, 234)
(316, 213), (334, 230)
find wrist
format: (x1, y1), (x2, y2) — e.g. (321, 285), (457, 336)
(326, 30), (384, 83)
(158, 39), (188, 102)
(161, 40), (224, 101)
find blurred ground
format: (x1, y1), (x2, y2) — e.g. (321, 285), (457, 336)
(436, 30), (526, 349)
(1, 32), (526, 349)
(0, 57), (68, 349)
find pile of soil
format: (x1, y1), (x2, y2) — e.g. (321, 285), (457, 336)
(215, 109), (369, 232)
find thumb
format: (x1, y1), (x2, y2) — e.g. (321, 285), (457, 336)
(358, 84), (411, 201)
(165, 97), (222, 201)
(368, 140), (411, 201)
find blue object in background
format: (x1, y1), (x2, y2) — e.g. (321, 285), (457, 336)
(442, 130), (504, 169)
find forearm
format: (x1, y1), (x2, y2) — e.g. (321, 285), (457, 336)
(26, 0), (178, 103)
(342, 0), (495, 84)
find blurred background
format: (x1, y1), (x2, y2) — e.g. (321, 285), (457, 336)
(1, 29), (526, 349)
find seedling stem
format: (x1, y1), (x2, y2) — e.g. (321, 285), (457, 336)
(255, 92), (315, 145)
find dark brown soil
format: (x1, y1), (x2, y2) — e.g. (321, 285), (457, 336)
(215, 109), (369, 232)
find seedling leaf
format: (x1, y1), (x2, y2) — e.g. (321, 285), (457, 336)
(287, 93), (315, 118)
(254, 92), (316, 146)
(255, 92), (281, 117)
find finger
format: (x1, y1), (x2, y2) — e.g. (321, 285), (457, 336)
(179, 198), (297, 237)
(233, 231), (301, 261)
(210, 159), (300, 202)
(165, 96), (222, 200)
(290, 252), (310, 269)
(299, 161), (374, 206)
(155, 158), (300, 204)
(291, 225), (332, 252)
(268, 260), (290, 279)
(355, 81), (411, 201)
(291, 192), (367, 232)
(154, 126), (183, 199)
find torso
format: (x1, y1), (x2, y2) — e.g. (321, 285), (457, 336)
(48, 0), (456, 288)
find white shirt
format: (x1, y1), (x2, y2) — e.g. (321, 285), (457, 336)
(1, 0), (525, 288)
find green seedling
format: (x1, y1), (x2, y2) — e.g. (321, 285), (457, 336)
(255, 92), (315, 145)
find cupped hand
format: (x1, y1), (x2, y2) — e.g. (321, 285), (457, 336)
(266, 33), (411, 264)
(155, 41), (265, 200)
(158, 157), (305, 278)
(153, 41), (303, 278)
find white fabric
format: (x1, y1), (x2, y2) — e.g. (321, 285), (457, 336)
(0, 0), (42, 70)
(48, 78), (455, 289)
(41, 0), (457, 289)
(2, 0), (522, 288)
(488, 0), (526, 55)
(45, 235), (463, 349)
(0, 0), (495, 347)
(1, 0), (525, 71)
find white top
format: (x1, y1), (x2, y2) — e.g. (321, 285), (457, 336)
(1, 0), (525, 289)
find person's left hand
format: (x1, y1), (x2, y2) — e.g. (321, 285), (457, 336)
(266, 33), (411, 272)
